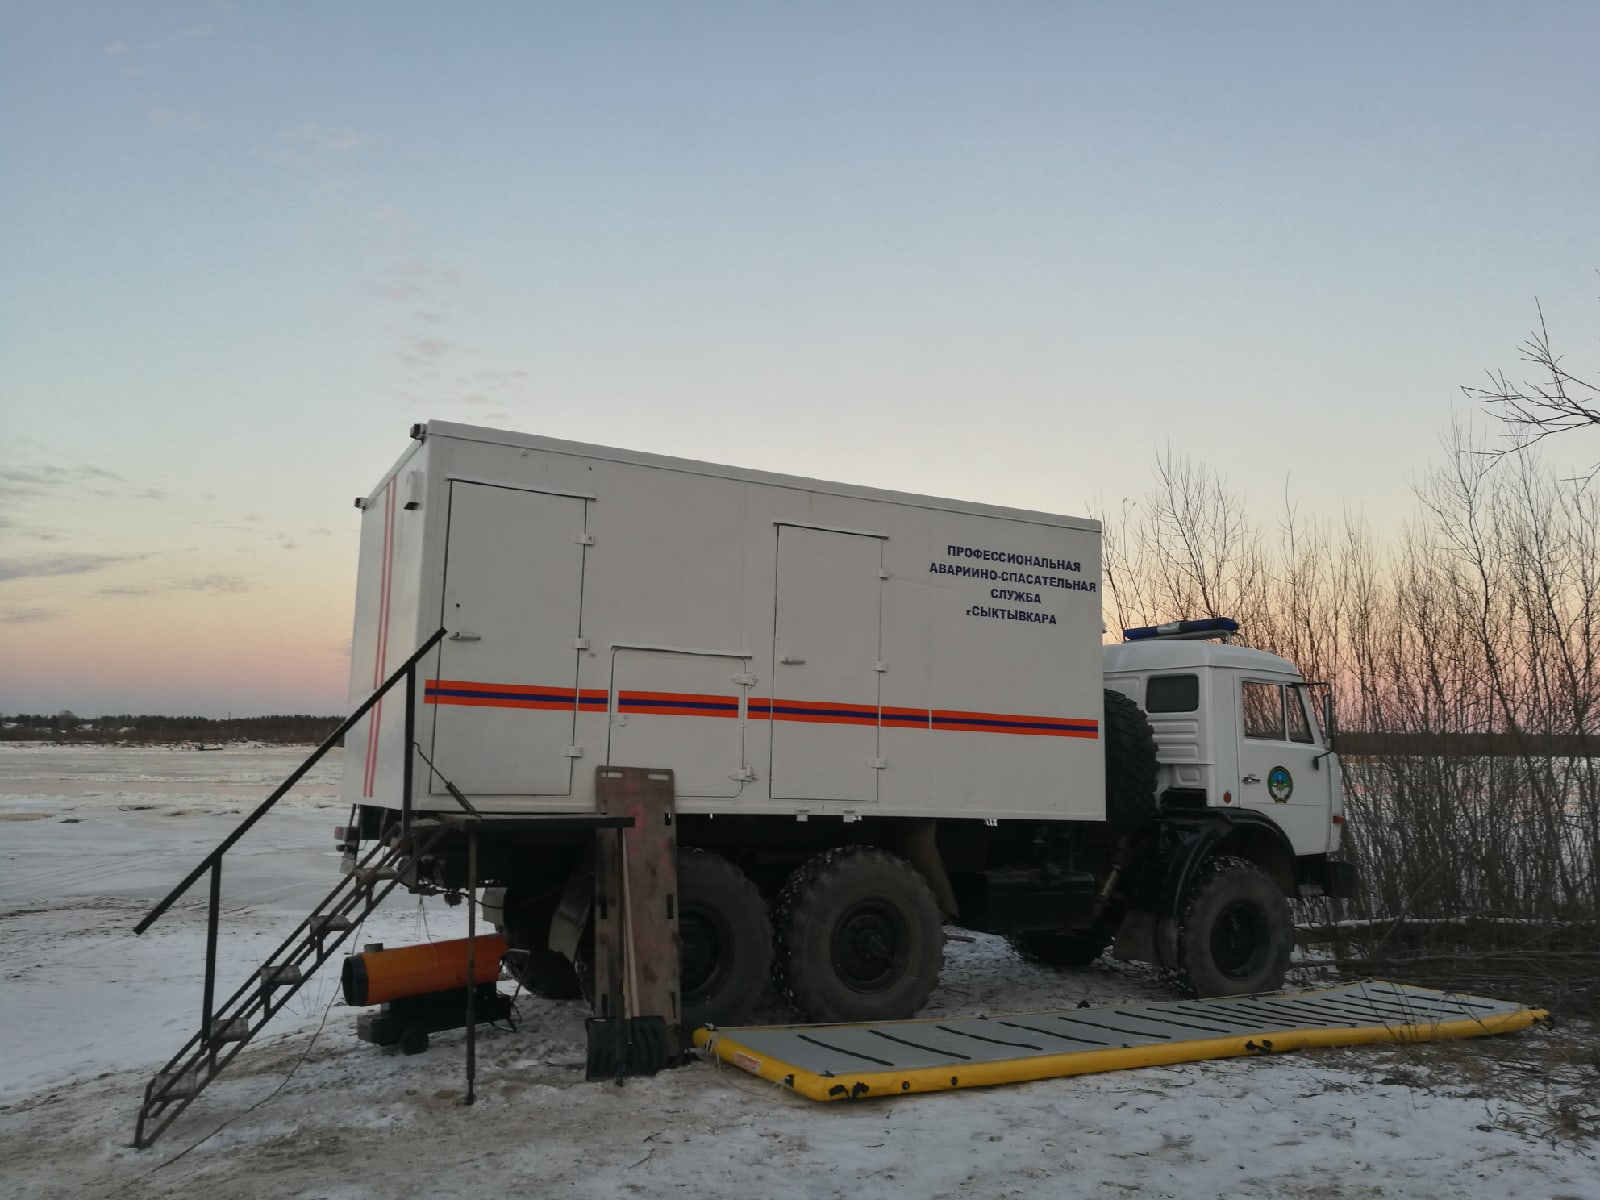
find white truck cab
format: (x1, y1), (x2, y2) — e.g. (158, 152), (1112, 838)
(1104, 622), (1344, 861)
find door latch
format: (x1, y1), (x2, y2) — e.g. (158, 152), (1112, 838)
(448, 631), (482, 642)
(1242, 773), (1261, 784)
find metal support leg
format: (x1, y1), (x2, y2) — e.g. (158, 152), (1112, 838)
(463, 826), (477, 1106)
(401, 665), (416, 835)
(202, 861), (221, 1058)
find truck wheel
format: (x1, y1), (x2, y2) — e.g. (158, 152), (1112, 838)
(1007, 930), (1110, 968)
(495, 887), (583, 1000)
(1176, 856), (1292, 997)
(676, 848), (773, 1031)
(572, 850), (772, 1030)
(1103, 688), (1159, 835)
(775, 847), (944, 1023)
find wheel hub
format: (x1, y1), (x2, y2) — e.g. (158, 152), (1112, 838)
(1211, 900), (1266, 978)
(680, 910), (722, 996)
(830, 903), (906, 992)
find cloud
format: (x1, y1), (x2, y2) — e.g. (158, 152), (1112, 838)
(319, 131), (362, 152)
(0, 460), (169, 505)
(372, 260), (468, 302)
(0, 553), (147, 583)
(0, 607), (59, 624)
(91, 573), (255, 600)
(288, 125), (363, 153)
(310, 527), (332, 537)
(104, 40), (131, 56)
(395, 335), (466, 373)
(171, 573), (253, 594)
(0, 463), (126, 501)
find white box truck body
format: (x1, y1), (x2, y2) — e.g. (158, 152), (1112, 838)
(343, 421), (1107, 823)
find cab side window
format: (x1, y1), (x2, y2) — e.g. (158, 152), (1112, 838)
(1242, 681), (1285, 740)
(1146, 674), (1199, 713)
(1287, 688), (1314, 744)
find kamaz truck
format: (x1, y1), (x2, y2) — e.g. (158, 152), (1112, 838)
(339, 421), (1353, 1031)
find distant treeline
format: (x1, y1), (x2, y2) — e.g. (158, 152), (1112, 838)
(0, 714), (343, 745)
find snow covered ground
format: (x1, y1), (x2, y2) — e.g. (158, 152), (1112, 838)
(1, 745), (1595, 1199)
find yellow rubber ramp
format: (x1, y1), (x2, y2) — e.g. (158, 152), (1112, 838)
(694, 980), (1544, 1101)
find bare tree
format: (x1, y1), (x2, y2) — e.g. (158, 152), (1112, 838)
(1464, 299), (1600, 483)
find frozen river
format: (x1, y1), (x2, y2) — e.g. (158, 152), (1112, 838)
(0, 744), (1592, 1199)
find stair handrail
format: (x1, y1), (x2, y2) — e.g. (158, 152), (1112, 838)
(134, 626), (448, 935)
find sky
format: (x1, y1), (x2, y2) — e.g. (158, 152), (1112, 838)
(2, 1), (1597, 717)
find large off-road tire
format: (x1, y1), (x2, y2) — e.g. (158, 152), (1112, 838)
(1103, 688), (1159, 836)
(775, 847), (944, 1023)
(676, 848), (774, 1030)
(493, 886), (583, 1000)
(1006, 929), (1111, 968)
(1176, 855), (1293, 997)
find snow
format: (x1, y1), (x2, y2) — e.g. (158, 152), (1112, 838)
(1, 745), (1595, 1199)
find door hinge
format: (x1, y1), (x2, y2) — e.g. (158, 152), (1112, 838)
(563, 745), (584, 758)
(794, 808), (811, 822)
(575, 533), (595, 545)
(841, 809), (860, 823)
(876, 568), (891, 579)
(729, 767), (756, 782)
(573, 638), (590, 650)
(871, 757), (887, 769)
(874, 661), (888, 673)
(731, 673), (757, 687)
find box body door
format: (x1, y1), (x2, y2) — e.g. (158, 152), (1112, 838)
(768, 526), (882, 802)
(428, 482), (587, 796)
(608, 649), (748, 799)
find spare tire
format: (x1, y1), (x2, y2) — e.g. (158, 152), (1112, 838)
(1103, 688), (1159, 835)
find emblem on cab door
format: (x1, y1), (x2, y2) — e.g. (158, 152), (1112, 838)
(1267, 766), (1293, 802)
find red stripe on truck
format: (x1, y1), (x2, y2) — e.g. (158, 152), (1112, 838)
(421, 679), (1097, 739)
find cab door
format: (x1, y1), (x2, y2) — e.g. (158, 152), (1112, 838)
(1235, 679), (1332, 854)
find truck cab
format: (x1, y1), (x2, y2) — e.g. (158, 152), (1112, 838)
(1102, 625), (1344, 863)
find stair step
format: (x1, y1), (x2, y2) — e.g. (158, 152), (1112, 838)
(152, 1069), (198, 1100)
(258, 964), (304, 987)
(309, 914), (355, 937)
(207, 1016), (251, 1044)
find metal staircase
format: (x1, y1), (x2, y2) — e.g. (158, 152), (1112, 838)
(134, 824), (444, 1148)
(131, 628), (448, 1150)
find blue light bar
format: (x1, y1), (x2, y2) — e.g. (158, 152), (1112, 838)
(1123, 618), (1241, 642)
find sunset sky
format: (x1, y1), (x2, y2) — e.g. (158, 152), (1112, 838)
(2, 1), (1597, 717)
